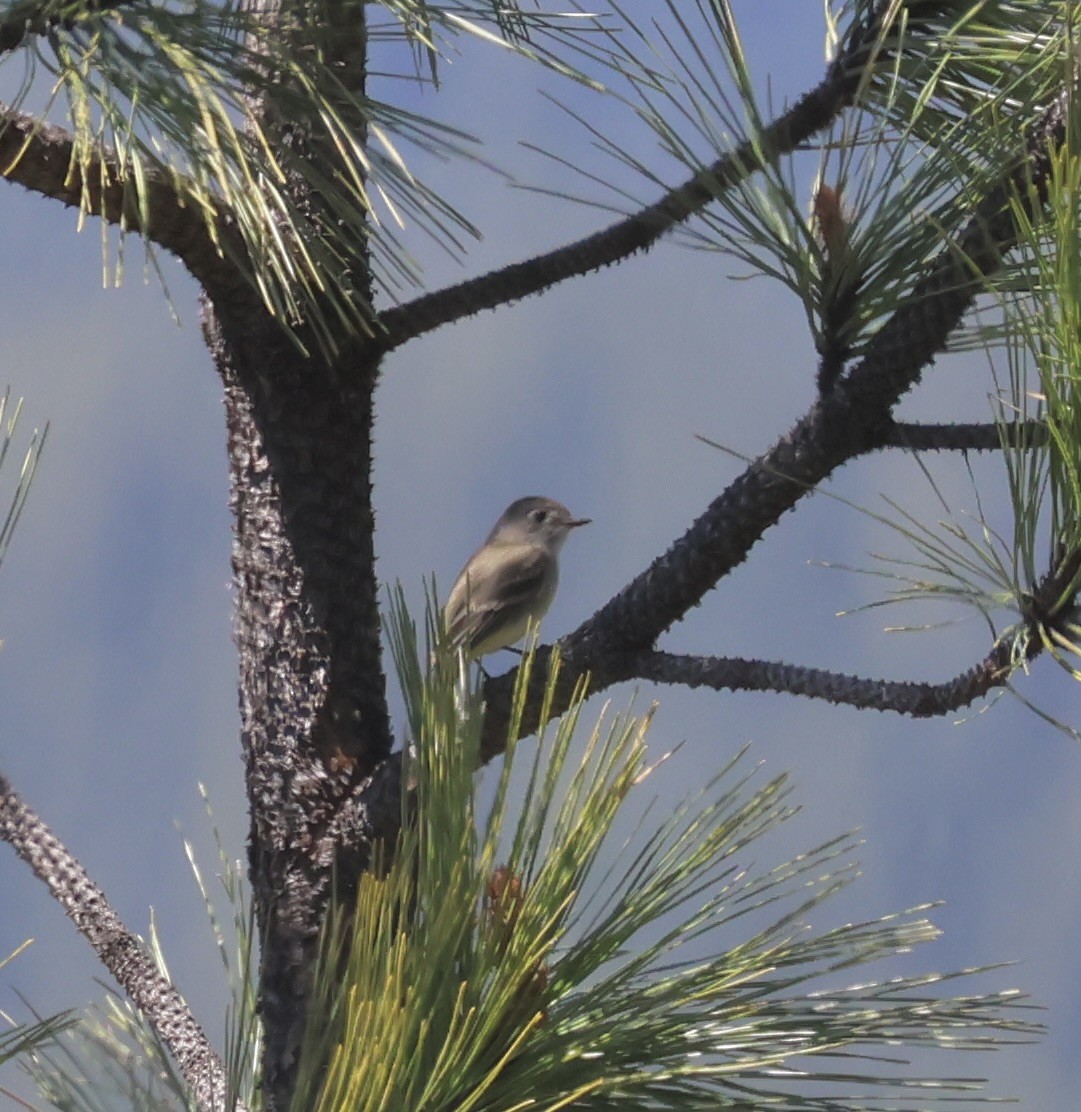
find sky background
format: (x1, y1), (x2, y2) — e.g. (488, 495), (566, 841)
(2, 2), (1079, 1106)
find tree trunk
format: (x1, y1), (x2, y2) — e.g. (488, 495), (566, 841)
(204, 291), (391, 1106)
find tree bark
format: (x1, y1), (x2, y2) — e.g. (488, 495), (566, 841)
(203, 292), (392, 1105)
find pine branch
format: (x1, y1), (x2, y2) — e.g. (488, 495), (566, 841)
(373, 84), (836, 350)
(0, 0), (139, 56)
(629, 648), (1016, 718)
(881, 420), (1049, 452)
(339, 534), (1076, 856)
(332, 80), (1076, 855)
(629, 543), (1081, 714)
(373, 0), (949, 353)
(0, 106), (247, 304)
(0, 769), (237, 1112)
(471, 85), (1072, 759)
(586, 82), (1068, 640)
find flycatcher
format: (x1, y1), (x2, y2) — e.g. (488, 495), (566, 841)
(443, 496), (591, 658)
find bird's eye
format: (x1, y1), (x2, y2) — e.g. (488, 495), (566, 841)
(531, 509), (548, 524)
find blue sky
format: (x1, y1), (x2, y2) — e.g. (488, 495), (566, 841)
(1, 3), (1078, 1105)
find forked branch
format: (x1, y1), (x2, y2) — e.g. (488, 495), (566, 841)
(473, 86), (1073, 759)
(335, 82), (1074, 854)
(373, 0), (951, 352)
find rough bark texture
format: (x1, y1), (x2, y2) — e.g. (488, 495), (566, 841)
(1, 3), (1075, 1110)
(193, 2), (396, 1100)
(0, 773), (234, 1110)
(202, 295), (392, 1104)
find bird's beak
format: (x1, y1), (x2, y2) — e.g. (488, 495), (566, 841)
(569, 517), (591, 529)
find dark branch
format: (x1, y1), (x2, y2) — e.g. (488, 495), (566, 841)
(630, 648), (1014, 718)
(0, 0), (139, 56)
(0, 11), (41, 53)
(596, 90), (1067, 639)
(0, 769), (237, 1112)
(631, 542), (1081, 714)
(881, 420), (1049, 452)
(373, 0), (940, 353)
(474, 87), (1071, 759)
(335, 81), (1074, 850)
(338, 531), (1080, 851)
(375, 83), (838, 350)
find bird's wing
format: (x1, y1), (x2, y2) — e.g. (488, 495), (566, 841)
(445, 545), (550, 650)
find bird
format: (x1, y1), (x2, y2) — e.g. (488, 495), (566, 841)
(443, 496), (591, 659)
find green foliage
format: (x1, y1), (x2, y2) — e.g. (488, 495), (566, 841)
(0, 597), (1041, 1109)
(0, 0), (604, 352)
(9, 796), (258, 1112)
(16, 989), (194, 1112)
(185, 789), (262, 1112)
(0, 389), (47, 574)
(527, 2), (1077, 364)
(0, 945), (75, 1094)
(992, 112), (1081, 691)
(291, 591), (1038, 1110)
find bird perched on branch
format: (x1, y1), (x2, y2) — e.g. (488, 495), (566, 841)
(443, 496), (590, 659)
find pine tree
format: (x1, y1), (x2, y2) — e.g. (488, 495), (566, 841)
(1, 2), (1077, 1109)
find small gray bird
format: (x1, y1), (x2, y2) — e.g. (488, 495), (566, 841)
(443, 496), (591, 658)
